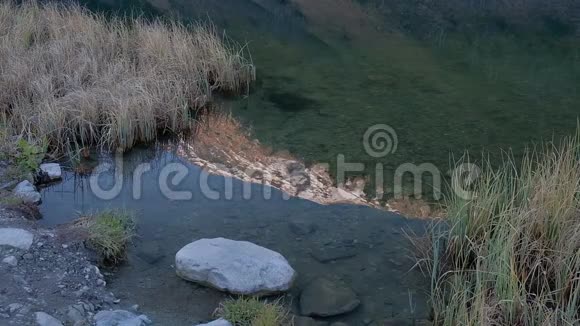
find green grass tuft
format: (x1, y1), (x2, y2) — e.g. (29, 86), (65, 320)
(415, 129), (580, 325)
(86, 209), (136, 265)
(216, 297), (291, 326)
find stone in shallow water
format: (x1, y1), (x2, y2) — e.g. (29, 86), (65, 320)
(288, 221), (318, 236)
(0, 228), (34, 250)
(194, 318), (233, 326)
(94, 310), (151, 326)
(310, 247), (357, 263)
(35, 312), (64, 326)
(13, 180), (41, 204)
(299, 278), (360, 317)
(40, 163), (62, 180)
(175, 238), (296, 295)
(293, 316), (329, 326)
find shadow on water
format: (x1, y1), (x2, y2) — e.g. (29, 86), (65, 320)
(39, 148), (430, 325)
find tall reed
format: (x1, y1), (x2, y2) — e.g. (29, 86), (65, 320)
(416, 131), (580, 325)
(0, 1), (255, 155)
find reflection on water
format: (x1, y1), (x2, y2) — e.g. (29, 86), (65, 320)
(77, 0), (580, 198)
(40, 149), (429, 325)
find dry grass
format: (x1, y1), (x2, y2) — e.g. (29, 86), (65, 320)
(0, 1), (255, 156)
(387, 196), (445, 219)
(191, 110), (273, 167)
(415, 131), (580, 325)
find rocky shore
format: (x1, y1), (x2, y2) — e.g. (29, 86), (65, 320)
(0, 209), (151, 326)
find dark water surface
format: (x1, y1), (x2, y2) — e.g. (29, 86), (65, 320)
(40, 149), (429, 325)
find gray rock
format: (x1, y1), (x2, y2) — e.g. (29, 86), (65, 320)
(0, 228), (34, 250)
(299, 278), (360, 317)
(39, 163), (62, 180)
(35, 312), (64, 326)
(94, 310), (151, 326)
(7, 303), (23, 314)
(13, 180), (41, 204)
(67, 304), (87, 324)
(330, 323), (350, 326)
(195, 318), (233, 326)
(175, 238), (296, 295)
(2, 255), (18, 266)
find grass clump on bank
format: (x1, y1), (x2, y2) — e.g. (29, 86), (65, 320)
(0, 1), (255, 156)
(85, 209), (136, 265)
(216, 297), (291, 326)
(417, 132), (580, 325)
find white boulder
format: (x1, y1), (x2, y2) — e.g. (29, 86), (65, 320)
(0, 228), (34, 250)
(175, 238), (296, 295)
(40, 163), (62, 180)
(13, 180), (41, 204)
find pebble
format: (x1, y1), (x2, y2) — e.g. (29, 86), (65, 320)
(7, 303), (23, 314)
(35, 311), (64, 326)
(2, 256), (18, 266)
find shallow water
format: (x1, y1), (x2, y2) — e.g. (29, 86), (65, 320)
(40, 149), (429, 325)
(38, 0), (580, 324)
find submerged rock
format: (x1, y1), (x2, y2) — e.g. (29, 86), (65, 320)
(35, 312), (64, 326)
(310, 247), (358, 263)
(0, 228), (34, 250)
(195, 318), (233, 326)
(299, 278), (360, 317)
(293, 316), (329, 326)
(175, 238), (296, 295)
(288, 221), (318, 236)
(39, 163), (62, 181)
(94, 310), (151, 326)
(13, 180), (41, 204)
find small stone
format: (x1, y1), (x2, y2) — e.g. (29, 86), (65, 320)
(330, 323), (349, 326)
(0, 228), (34, 250)
(94, 310), (151, 326)
(194, 319), (233, 326)
(299, 278), (360, 317)
(35, 312), (64, 326)
(2, 256), (18, 266)
(22, 253), (34, 260)
(7, 303), (23, 314)
(39, 163), (62, 180)
(13, 180), (41, 204)
(67, 304), (86, 324)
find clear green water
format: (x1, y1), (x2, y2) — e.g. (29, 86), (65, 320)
(80, 0), (580, 198)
